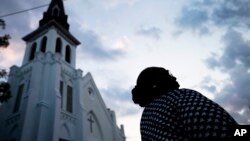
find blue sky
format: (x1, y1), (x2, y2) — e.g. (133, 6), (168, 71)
(1, 0), (250, 140)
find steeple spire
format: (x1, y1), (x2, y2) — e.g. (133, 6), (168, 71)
(39, 0), (69, 30)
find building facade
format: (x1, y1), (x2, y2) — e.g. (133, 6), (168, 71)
(0, 0), (125, 141)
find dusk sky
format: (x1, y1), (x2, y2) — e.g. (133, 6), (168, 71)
(1, 0), (250, 140)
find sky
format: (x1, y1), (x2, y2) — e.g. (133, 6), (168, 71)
(1, 0), (250, 140)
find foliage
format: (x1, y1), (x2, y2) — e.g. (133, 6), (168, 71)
(0, 19), (11, 48)
(0, 70), (11, 103)
(0, 34), (10, 48)
(0, 82), (11, 102)
(0, 19), (12, 102)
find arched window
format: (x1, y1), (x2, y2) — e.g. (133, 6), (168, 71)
(65, 45), (71, 63)
(40, 36), (47, 53)
(29, 43), (37, 61)
(52, 7), (59, 17)
(55, 38), (62, 53)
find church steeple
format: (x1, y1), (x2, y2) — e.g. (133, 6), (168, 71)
(39, 0), (69, 30)
(22, 0), (80, 67)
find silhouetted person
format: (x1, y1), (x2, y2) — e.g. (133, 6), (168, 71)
(132, 67), (238, 141)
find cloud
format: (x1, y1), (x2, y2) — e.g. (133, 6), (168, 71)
(200, 77), (217, 93)
(0, 40), (25, 69)
(205, 29), (250, 124)
(136, 26), (162, 40)
(175, 0), (250, 31)
(0, 0), (45, 68)
(76, 29), (125, 61)
(175, 7), (209, 31)
(103, 0), (140, 8)
(112, 36), (131, 50)
(0, 0), (49, 38)
(176, 0), (250, 124)
(212, 0), (250, 28)
(0, 0), (126, 62)
(207, 30), (250, 70)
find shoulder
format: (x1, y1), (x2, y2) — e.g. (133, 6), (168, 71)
(175, 88), (206, 99)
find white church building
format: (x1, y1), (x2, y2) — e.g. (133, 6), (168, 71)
(0, 0), (126, 141)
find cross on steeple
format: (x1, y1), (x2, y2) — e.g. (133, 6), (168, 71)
(88, 116), (94, 133)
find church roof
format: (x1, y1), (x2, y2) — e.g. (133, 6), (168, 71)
(39, 0), (69, 30)
(22, 20), (80, 45)
(23, 0), (80, 45)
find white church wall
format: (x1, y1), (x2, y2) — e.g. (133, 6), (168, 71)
(45, 28), (57, 53)
(86, 111), (104, 141)
(59, 64), (82, 141)
(81, 73), (118, 141)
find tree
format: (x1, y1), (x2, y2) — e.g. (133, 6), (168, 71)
(0, 19), (10, 48)
(0, 70), (11, 102)
(0, 19), (12, 103)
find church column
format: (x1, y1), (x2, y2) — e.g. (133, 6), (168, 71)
(74, 69), (85, 141)
(36, 52), (64, 141)
(20, 60), (44, 141)
(35, 52), (57, 141)
(8, 66), (20, 107)
(50, 55), (64, 141)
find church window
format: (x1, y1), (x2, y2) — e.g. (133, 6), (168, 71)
(13, 84), (24, 113)
(65, 45), (71, 63)
(66, 85), (73, 113)
(29, 43), (37, 61)
(40, 36), (47, 53)
(52, 7), (59, 17)
(88, 87), (93, 95)
(60, 81), (64, 108)
(88, 87), (95, 100)
(55, 38), (62, 53)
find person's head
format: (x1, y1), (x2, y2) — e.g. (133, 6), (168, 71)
(131, 67), (180, 107)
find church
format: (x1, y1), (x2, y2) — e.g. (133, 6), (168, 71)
(0, 0), (126, 141)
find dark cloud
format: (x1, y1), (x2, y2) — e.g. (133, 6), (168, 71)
(212, 0), (250, 28)
(176, 0), (250, 124)
(205, 29), (250, 124)
(199, 76), (217, 93)
(205, 53), (221, 70)
(136, 26), (162, 40)
(175, 7), (209, 30)
(101, 86), (141, 117)
(0, 0), (49, 38)
(75, 29), (125, 61)
(175, 0), (250, 34)
(215, 68), (250, 124)
(207, 30), (250, 70)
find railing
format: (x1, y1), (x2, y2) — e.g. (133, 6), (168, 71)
(60, 111), (76, 124)
(5, 113), (20, 125)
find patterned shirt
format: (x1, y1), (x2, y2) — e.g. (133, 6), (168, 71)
(140, 89), (237, 141)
